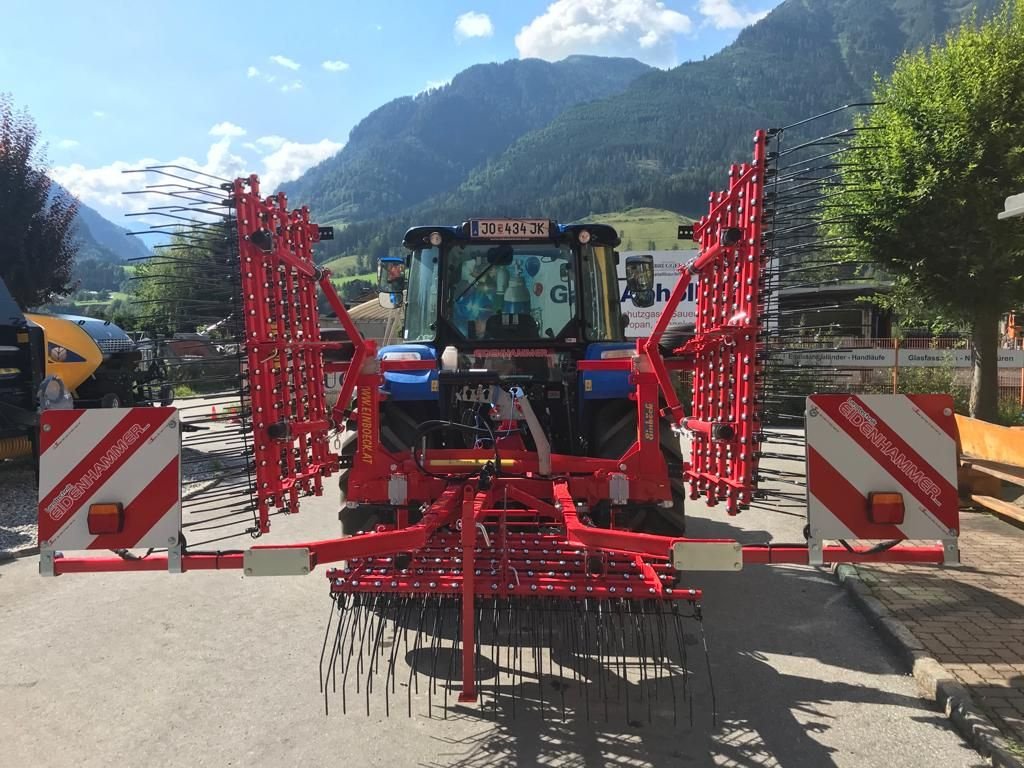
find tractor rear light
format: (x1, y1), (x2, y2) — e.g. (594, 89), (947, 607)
(87, 503), (124, 535)
(381, 352), (420, 361)
(868, 492), (904, 525)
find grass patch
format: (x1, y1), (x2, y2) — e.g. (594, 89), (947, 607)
(321, 254), (364, 274)
(330, 272), (375, 287)
(576, 207), (698, 252)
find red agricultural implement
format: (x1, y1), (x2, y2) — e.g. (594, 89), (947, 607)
(36, 120), (961, 721)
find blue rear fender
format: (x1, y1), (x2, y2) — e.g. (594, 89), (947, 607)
(580, 342), (633, 400)
(379, 344), (439, 400)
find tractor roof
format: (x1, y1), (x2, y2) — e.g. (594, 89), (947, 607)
(402, 221), (620, 250)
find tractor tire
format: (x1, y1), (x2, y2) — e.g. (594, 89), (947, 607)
(655, 415), (687, 534)
(590, 404), (686, 534)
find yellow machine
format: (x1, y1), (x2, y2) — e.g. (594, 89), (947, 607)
(24, 313), (104, 392)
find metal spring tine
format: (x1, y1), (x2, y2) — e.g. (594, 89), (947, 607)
(530, 600), (544, 720)
(698, 606), (717, 727)
(427, 596), (444, 717)
(618, 602), (632, 722)
(506, 597), (517, 718)
(655, 605), (677, 725)
(342, 594), (367, 713)
(322, 599), (342, 716)
(366, 594), (391, 716)
(407, 597), (428, 717)
(631, 602), (651, 721)
(572, 601), (589, 722)
(554, 601), (566, 721)
(387, 597), (410, 699)
(670, 603), (689, 726)
(319, 594), (339, 695)
(334, 594), (358, 695)
(595, 601), (609, 723)
(515, 596), (526, 708)
(490, 597), (501, 717)
(444, 597), (460, 718)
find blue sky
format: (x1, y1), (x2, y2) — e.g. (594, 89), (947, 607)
(1, 0), (779, 224)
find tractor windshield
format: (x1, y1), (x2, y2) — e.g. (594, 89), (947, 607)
(444, 243), (576, 341)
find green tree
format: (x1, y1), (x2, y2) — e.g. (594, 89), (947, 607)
(132, 221), (238, 335)
(0, 94), (78, 308)
(830, 1), (1024, 421)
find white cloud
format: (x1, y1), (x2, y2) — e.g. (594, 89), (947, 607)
(322, 59), (350, 72)
(51, 137), (248, 214)
(270, 54), (300, 70)
(280, 80), (304, 93)
(243, 135), (288, 153)
(260, 138), (343, 191)
(51, 135), (343, 216)
(247, 65), (260, 78)
(56, 139), (79, 150)
(92, 110), (105, 119)
(208, 121), (246, 138)
(454, 11), (494, 39)
(697, 0), (769, 29)
(515, 0), (691, 67)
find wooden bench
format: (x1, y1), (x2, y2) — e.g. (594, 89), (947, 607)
(957, 414), (1024, 527)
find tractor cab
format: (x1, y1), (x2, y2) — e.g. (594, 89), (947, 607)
(388, 219), (624, 348)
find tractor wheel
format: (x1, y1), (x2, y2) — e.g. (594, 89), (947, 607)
(655, 415), (687, 534)
(337, 403), (409, 536)
(340, 505), (393, 537)
(590, 404), (686, 534)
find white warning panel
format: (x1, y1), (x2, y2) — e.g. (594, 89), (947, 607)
(805, 394), (959, 564)
(37, 407), (181, 552)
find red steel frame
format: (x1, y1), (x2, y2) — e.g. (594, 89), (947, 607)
(43, 138), (956, 702)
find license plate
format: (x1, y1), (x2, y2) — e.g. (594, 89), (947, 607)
(469, 219), (549, 239)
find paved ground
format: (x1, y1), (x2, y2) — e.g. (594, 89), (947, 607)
(0, 491), (984, 767)
(858, 509), (1024, 753)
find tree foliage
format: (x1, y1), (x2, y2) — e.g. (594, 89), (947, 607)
(829, 0), (1024, 419)
(132, 222), (238, 335)
(0, 94), (78, 308)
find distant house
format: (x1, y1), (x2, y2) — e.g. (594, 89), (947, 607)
(322, 298), (403, 344)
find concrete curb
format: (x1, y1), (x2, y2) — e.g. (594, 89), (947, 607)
(835, 563), (1024, 768)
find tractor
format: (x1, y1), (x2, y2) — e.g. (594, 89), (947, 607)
(336, 221), (685, 539)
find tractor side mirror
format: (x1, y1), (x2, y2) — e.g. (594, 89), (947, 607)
(377, 257), (406, 310)
(625, 255), (655, 309)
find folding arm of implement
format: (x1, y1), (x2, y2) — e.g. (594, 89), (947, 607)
(38, 132), (959, 710)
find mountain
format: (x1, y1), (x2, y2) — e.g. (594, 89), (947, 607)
(47, 182), (150, 264)
(280, 55), (651, 223)
(301, 0), (1001, 260)
(72, 197), (151, 263)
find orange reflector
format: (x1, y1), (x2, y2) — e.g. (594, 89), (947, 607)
(87, 503), (124, 535)
(868, 492), (904, 525)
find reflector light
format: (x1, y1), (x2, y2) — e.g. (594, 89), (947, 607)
(87, 503), (124, 535)
(600, 348), (633, 359)
(868, 492), (905, 525)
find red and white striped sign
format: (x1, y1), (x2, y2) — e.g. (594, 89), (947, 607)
(38, 408), (181, 551)
(806, 394), (959, 541)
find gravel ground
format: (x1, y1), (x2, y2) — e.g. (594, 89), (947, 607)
(0, 450), (229, 557)
(0, 459), (37, 554)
